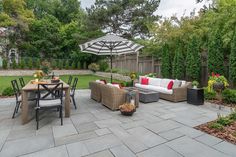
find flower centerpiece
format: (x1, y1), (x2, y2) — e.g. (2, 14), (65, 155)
(129, 72), (137, 86)
(33, 70), (45, 82)
(41, 61), (52, 76)
(119, 103), (136, 116)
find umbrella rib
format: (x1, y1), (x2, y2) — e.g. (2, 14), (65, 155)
(97, 41), (106, 54)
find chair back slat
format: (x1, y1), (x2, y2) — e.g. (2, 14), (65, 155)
(19, 77), (25, 88)
(11, 80), (21, 100)
(67, 75), (73, 86)
(37, 83), (63, 102)
(71, 78), (78, 96)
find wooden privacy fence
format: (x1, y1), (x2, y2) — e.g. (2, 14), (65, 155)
(112, 54), (229, 86)
(113, 54), (161, 74)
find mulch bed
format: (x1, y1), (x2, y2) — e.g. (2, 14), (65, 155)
(206, 100), (236, 107)
(195, 121), (236, 145)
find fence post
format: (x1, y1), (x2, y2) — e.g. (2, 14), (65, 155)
(136, 52), (139, 72)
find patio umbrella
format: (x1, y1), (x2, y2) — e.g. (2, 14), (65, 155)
(79, 34), (144, 82)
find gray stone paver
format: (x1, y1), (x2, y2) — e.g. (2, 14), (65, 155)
(20, 145), (69, 157)
(137, 144), (183, 157)
(0, 90), (235, 157)
(213, 141), (236, 157)
(110, 145), (136, 157)
(195, 134), (223, 146)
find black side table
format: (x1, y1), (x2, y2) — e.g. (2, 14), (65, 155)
(187, 88), (204, 105)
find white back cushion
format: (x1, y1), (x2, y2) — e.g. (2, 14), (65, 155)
(148, 77), (161, 86)
(160, 79), (172, 88)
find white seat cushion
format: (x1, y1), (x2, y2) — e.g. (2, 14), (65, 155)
(135, 83), (150, 89)
(148, 77), (161, 86)
(148, 85), (173, 94)
(173, 80), (181, 88)
(39, 99), (61, 107)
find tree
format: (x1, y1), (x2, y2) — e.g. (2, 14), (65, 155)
(229, 27), (236, 84)
(65, 60), (69, 69)
(172, 43), (185, 79)
(186, 36), (201, 81)
(87, 0), (160, 38)
(2, 59), (8, 69)
(161, 44), (171, 78)
(27, 58), (33, 69)
(208, 30), (224, 75)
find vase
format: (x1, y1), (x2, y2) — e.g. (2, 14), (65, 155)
(213, 82), (224, 92)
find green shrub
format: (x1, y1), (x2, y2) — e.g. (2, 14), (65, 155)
(77, 61), (81, 69)
(27, 58), (33, 69)
(2, 87), (14, 96)
(229, 111), (236, 120)
(11, 60), (17, 69)
(98, 60), (109, 72)
(35, 58), (41, 69)
(204, 88), (216, 100)
(222, 89), (236, 104)
(121, 81), (133, 87)
(71, 61), (77, 69)
(83, 62), (87, 69)
(209, 122), (224, 130)
(216, 117), (233, 126)
(58, 60), (63, 69)
(2, 59), (8, 69)
(51, 60), (57, 69)
(65, 60), (69, 69)
(105, 68), (119, 73)
(88, 63), (100, 73)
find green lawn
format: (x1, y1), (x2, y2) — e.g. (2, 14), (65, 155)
(0, 75), (119, 95)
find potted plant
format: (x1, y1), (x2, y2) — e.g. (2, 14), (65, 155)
(207, 72), (229, 105)
(33, 70), (45, 82)
(129, 72), (137, 86)
(192, 81), (199, 89)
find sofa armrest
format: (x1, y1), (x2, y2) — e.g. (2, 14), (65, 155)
(172, 82), (191, 100)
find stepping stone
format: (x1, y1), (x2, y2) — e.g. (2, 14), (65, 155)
(95, 128), (111, 136)
(213, 141), (236, 157)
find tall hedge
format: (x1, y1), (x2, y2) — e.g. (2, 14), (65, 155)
(229, 28), (236, 84)
(161, 44), (171, 78)
(172, 44), (184, 79)
(186, 36), (201, 81)
(2, 59), (8, 69)
(208, 30), (224, 75)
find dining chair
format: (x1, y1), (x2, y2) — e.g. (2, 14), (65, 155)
(67, 75), (73, 86)
(70, 77), (78, 109)
(19, 77), (25, 89)
(36, 83), (63, 130)
(11, 80), (22, 118)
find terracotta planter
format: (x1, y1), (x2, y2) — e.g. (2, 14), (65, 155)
(213, 82), (224, 92)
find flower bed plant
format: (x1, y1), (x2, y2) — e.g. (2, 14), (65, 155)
(195, 111), (236, 144)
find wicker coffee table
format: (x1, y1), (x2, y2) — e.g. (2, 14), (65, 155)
(125, 87), (159, 103)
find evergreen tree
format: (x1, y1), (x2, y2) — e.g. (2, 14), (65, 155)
(71, 61), (76, 69)
(58, 60), (63, 70)
(51, 59), (57, 69)
(172, 44), (185, 79)
(208, 30), (224, 75)
(161, 44), (171, 78)
(2, 59), (8, 69)
(20, 59), (25, 69)
(27, 58), (33, 69)
(77, 61), (81, 69)
(11, 59), (17, 69)
(229, 27), (236, 84)
(35, 58), (40, 69)
(186, 36), (201, 81)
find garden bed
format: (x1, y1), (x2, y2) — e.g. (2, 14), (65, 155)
(206, 100), (236, 108)
(195, 111), (236, 145)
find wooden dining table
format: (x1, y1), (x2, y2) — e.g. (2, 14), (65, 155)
(21, 80), (71, 125)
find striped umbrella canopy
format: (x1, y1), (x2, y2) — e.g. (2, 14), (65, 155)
(79, 34), (144, 82)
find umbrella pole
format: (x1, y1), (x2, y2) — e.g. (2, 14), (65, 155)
(110, 54), (113, 83)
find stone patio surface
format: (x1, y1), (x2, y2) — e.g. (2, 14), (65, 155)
(0, 89), (236, 157)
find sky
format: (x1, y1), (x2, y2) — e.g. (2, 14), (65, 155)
(80, 0), (211, 18)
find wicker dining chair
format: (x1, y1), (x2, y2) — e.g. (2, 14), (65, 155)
(36, 83), (63, 130)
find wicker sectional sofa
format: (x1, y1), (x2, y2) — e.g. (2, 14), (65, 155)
(89, 81), (139, 111)
(135, 77), (192, 102)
